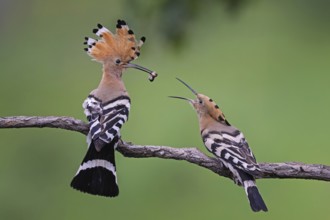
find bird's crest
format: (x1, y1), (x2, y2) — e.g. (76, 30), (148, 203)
(84, 20), (146, 64)
(198, 94), (230, 125)
(171, 78), (230, 125)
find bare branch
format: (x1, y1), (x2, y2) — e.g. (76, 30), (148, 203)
(0, 116), (88, 135)
(1, 116), (330, 182)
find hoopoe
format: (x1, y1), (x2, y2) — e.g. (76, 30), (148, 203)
(170, 78), (268, 212)
(71, 19), (157, 197)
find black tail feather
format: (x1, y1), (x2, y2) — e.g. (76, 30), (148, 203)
(71, 137), (119, 197)
(247, 186), (268, 212)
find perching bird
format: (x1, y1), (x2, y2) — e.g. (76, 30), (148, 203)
(71, 19), (157, 197)
(170, 78), (267, 212)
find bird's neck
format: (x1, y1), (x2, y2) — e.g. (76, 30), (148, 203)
(198, 114), (217, 131)
(93, 65), (128, 102)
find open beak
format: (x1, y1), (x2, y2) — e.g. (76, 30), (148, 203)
(124, 63), (158, 82)
(168, 96), (193, 102)
(176, 78), (198, 95)
(169, 78), (199, 103)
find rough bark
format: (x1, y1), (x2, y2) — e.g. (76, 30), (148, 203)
(1, 116), (330, 182)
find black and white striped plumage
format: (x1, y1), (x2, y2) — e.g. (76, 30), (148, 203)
(71, 20), (156, 197)
(202, 128), (267, 212)
(170, 78), (268, 212)
(71, 95), (130, 197)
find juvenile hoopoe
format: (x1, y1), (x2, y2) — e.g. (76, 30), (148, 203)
(71, 19), (157, 197)
(170, 78), (268, 212)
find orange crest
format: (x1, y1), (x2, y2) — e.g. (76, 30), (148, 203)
(197, 94), (231, 126)
(84, 20), (146, 64)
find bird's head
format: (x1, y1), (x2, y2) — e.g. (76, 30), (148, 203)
(169, 78), (230, 125)
(84, 19), (157, 81)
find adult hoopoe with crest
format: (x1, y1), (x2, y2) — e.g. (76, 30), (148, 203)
(71, 19), (157, 197)
(170, 78), (267, 212)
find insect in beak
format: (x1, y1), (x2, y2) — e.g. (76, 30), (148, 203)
(124, 63), (158, 82)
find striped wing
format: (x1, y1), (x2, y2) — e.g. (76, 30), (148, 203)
(203, 130), (260, 175)
(83, 95), (130, 150)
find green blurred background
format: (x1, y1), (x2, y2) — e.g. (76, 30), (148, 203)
(1, 0), (330, 219)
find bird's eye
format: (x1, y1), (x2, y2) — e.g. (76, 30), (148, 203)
(115, 59), (121, 64)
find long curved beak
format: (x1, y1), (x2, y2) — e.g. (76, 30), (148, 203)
(168, 96), (193, 102)
(124, 63), (158, 82)
(176, 78), (198, 95)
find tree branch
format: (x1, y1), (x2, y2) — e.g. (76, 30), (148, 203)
(1, 116), (330, 182)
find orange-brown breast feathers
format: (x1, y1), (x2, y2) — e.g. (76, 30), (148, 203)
(84, 20), (146, 64)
